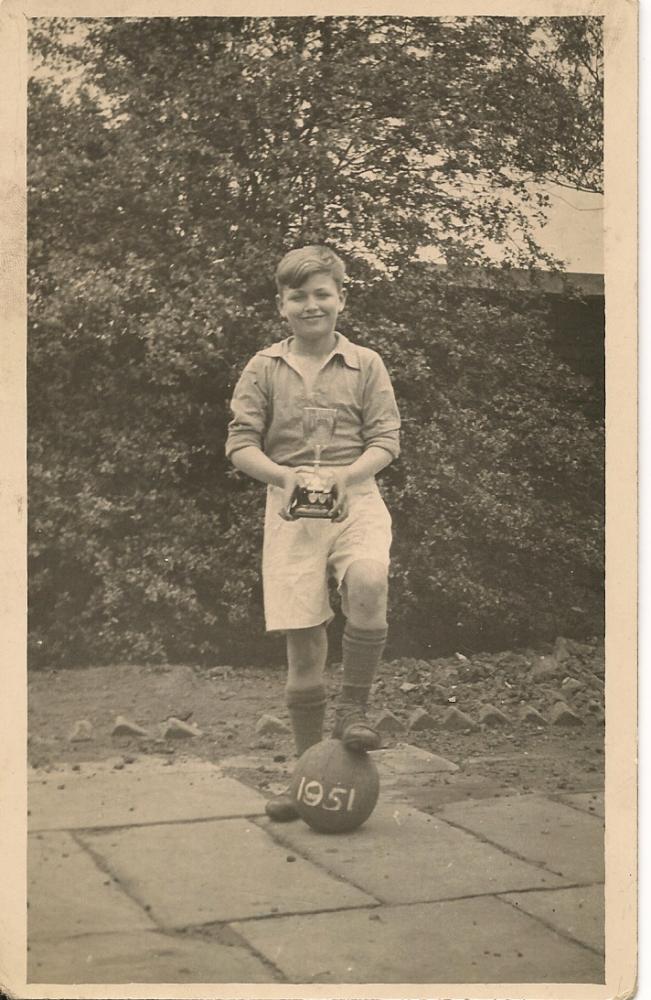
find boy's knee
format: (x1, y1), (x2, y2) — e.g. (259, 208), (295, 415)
(344, 561), (388, 610)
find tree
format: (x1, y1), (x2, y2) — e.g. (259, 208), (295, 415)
(30, 17), (602, 265)
(27, 17), (604, 666)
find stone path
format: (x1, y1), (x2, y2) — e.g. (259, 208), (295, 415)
(27, 748), (604, 985)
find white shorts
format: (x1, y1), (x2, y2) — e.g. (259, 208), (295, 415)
(262, 478), (392, 632)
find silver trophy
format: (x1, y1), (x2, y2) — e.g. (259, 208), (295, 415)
(290, 407), (337, 519)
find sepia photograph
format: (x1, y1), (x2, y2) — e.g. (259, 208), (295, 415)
(0, 2), (637, 996)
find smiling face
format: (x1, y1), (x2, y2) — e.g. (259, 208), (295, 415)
(276, 271), (346, 348)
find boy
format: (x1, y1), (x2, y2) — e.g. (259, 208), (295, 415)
(225, 245), (400, 821)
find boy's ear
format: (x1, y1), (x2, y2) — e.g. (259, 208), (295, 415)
(339, 289), (347, 310)
(275, 293), (285, 317)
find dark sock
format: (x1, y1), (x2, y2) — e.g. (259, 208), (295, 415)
(286, 684), (327, 756)
(340, 623), (388, 709)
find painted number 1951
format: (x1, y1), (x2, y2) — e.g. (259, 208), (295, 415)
(295, 777), (356, 812)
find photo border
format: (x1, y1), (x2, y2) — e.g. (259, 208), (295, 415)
(0, 2), (637, 996)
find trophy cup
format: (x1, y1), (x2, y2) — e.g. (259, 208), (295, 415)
(290, 407), (337, 519)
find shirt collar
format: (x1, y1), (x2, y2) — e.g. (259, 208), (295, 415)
(259, 332), (360, 370)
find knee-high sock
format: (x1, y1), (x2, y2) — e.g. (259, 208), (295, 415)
(340, 623), (388, 707)
(286, 684), (327, 755)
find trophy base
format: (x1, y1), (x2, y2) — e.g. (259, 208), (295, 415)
(290, 485), (336, 520)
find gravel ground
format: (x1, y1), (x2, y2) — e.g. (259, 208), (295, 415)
(29, 636), (604, 808)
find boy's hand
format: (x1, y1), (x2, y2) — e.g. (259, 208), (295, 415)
(278, 468), (305, 521)
(329, 470), (350, 522)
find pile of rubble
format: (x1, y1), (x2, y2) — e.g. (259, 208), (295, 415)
(369, 636), (604, 736)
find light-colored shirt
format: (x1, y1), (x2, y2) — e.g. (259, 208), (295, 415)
(226, 332), (401, 468)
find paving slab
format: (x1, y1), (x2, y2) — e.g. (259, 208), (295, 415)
(372, 744), (459, 803)
(28, 929), (274, 984)
(260, 802), (568, 903)
(558, 791), (605, 819)
(440, 795), (604, 882)
(28, 832), (155, 941)
(378, 773), (453, 805)
(80, 818), (376, 926)
(373, 743), (459, 774)
(29, 756), (225, 780)
(233, 895), (604, 983)
(222, 753), (290, 774)
(500, 885), (604, 954)
(29, 768), (265, 830)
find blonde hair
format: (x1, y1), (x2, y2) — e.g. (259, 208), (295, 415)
(275, 245), (346, 292)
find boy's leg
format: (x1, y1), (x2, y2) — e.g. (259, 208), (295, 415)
(266, 623), (328, 822)
(335, 559), (389, 752)
(285, 624), (328, 754)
